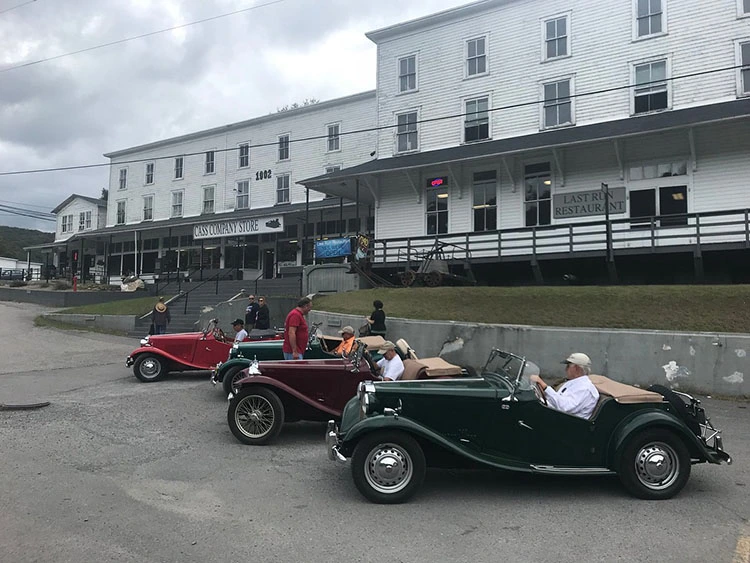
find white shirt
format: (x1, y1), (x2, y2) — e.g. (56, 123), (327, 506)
(234, 329), (248, 342)
(377, 354), (405, 381)
(544, 375), (600, 420)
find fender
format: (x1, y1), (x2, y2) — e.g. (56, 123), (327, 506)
(608, 409), (710, 467)
(127, 347), (216, 371)
(217, 357), (252, 381)
(339, 415), (532, 473)
(235, 375), (341, 417)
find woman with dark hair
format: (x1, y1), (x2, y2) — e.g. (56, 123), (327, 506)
(367, 299), (387, 337)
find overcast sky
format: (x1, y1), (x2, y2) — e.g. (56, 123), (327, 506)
(0, 0), (469, 232)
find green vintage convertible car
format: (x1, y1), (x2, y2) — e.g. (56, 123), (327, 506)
(211, 322), (390, 395)
(326, 348), (732, 504)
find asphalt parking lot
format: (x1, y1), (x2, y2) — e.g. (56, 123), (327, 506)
(0, 301), (748, 563)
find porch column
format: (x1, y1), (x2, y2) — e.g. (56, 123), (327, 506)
(355, 179), (360, 233)
(304, 187), (310, 265)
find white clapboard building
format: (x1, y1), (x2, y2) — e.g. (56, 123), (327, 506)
(303, 0), (750, 284)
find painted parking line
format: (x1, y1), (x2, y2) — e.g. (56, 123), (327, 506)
(735, 531), (750, 563)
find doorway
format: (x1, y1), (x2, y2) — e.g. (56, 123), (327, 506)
(263, 249), (275, 279)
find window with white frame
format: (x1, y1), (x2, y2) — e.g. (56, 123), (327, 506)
(524, 163), (552, 227)
(61, 214), (73, 233)
(118, 168), (127, 190)
(78, 211), (91, 231)
(544, 16), (569, 59)
(143, 195), (153, 221)
(636, 0), (663, 38)
(202, 186), (215, 214)
(205, 151), (215, 174)
(466, 36), (487, 77)
(473, 171), (497, 232)
(634, 60), (668, 113)
(630, 186), (687, 227)
(398, 55), (416, 92)
(396, 111), (418, 153)
(116, 201), (126, 225)
(276, 174), (290, 204)
(238, 144), (249, 168)
(629, 159), (688, 180)
(543, 79), (573, 127)
(741, 0), (750, 16)
(325, 165), (341, 174)
(236, 180), (249, 209)
(171, 191), (183, 217)
(426, 177), (449, 235)
(145, 162), (154, 184)
(278, 134), (290, 161)
(327, 124), (340, 152)
(174, 157), (183, 179)
(739, 41), (750, 95)
(464, 97), (490, 142)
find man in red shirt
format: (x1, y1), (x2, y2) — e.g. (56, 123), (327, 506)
(282, 297), (313, 360)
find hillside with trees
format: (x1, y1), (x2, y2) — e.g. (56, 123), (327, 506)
(0, 226), (54, 262)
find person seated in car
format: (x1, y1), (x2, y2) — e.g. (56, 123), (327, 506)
(332, 325), (356, 356)
(372, 340), (404, 381)
(232, 318), (248, 343)
(529, 353), (600, 420)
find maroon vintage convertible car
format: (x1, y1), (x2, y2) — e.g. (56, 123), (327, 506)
(126, 319), (282, 382)
(226, 341), (463, 445)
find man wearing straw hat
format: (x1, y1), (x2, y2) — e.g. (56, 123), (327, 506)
(152, 297), (171, 335)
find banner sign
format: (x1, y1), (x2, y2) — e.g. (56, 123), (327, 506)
(553, 187), (626, 219)
(314, 237), (352, 259)
(193, 216), (284, 240)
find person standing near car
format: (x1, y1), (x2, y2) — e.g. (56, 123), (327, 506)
(245, 295), (259, 331)
(282, 297), (313, 360)
(152, 297), (170, 335)
(232, 318), (248, 342)
(366, 299), (387, 337)
(529, 352), (600, 420)
(255, 296), (271, 330)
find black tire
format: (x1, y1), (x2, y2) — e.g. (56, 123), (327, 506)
(351, 431), (426, 504)
(227, 387), (285, 445)
(222, 365), (246, 396)
(133, 354), (167, 382)
(618, 428), (691, 500)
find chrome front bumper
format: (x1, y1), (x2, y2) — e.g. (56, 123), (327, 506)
(125, 356), (134, 367)
(326, 420), (347, 464)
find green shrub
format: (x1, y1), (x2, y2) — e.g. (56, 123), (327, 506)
(9, 280), (27, 288)
(53, 280), (71, 290)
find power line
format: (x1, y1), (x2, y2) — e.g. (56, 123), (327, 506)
(0, 62), (746, 178)
(0, 0), (289, 74)
(0, 199), (54, 210)
(0, 0), (36, 16)
(0, 203), (54, 218)
(0, 205), (56, 221)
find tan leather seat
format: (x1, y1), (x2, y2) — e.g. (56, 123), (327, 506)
(401, 359), (427, 381)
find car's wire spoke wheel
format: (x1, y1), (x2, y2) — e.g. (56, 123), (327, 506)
(235, 395), (275, 438)
(364, 443), (414, 494)
(633, 441), (680, 491)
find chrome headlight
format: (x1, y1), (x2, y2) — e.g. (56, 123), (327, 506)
(140, 337), (150, 346)
(232, 341), (239, 350)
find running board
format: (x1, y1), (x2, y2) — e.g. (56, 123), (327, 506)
(531, 465), (614, 476)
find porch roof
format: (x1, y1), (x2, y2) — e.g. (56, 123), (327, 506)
(299, 98), (750, 198)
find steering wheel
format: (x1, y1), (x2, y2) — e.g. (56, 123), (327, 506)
(213, 328), (226, 343)
(533, 382), (548, 406)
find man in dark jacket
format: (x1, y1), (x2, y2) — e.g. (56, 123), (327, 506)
(245, 295), (259, 330)
(152, 297), (171, 335)
(255, 296), (270, 330)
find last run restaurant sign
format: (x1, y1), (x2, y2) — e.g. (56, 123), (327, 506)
(193, 216), (285, 240)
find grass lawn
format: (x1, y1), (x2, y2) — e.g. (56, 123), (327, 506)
(56, 296), (168, 316)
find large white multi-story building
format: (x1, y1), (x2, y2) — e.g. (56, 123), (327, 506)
(304, 0), (750, 283)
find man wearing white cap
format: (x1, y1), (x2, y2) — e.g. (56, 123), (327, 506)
(374, 341), (404, 381)
(332, 326), (356, 356)
(529, 353), (600, 420)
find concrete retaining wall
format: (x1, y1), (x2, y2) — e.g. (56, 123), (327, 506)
(0, 287), (148, 307)
(310, 312), (750, 398)
(44, 313), (136, 333)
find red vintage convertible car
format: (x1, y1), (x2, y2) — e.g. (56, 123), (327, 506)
(126, 319), (282, 382)
(226, 340), (463, 445)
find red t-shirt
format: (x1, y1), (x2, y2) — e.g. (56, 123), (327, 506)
(282, 307), (308, 355)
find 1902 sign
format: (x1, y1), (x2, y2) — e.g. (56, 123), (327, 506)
(255, 169), (272, 181)
(553, 187), (626, 219)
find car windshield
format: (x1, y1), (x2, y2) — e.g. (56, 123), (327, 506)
(481, 349), (537, 391)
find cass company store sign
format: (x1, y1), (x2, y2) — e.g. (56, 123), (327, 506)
(193, 217), (284, 240)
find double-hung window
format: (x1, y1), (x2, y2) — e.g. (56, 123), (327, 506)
(398, 55), (416, 92)
(238, 144), (249, 168)
(61, 215), (72, 233)
(634, 60), (668, 114)
(544, 16), (569, 60)
(636, 0), (663, 38)
(174, 157), (183, 179)
(145, 162), (154, 184)
(464, 97), (490, 142)
(202, 186), (215, 214)
(426, 177), (449, 235)
(78, 211), (91, 231)
(118, 168), (127, 190)
(171, 191), (183, 218)
(327, 124), (340, 152)
(739, 41), (750, 96)
(543, 79), (573, 128)
(278, 135), (290, 161)
(466, 37), (487, 77)
(524, 163), (552, 227)
(473, 171), (497, 232)
(205, 151), (215, 174)
(276, 174), (290, 204)
(236, 180), (249, 209)
(396, 111), (418, 153)
(116, 201), (126, 225)
(143, 195), (153, 221)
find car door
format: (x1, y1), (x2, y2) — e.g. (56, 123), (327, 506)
(273, 359), (351, 411)
(193, 333), (232, 368)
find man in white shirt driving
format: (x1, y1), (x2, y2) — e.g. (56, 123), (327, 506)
(529, 353), (600, 420)
(374, 341), (404, 381)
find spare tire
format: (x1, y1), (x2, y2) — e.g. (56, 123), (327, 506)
(647, 384), (701, 436)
